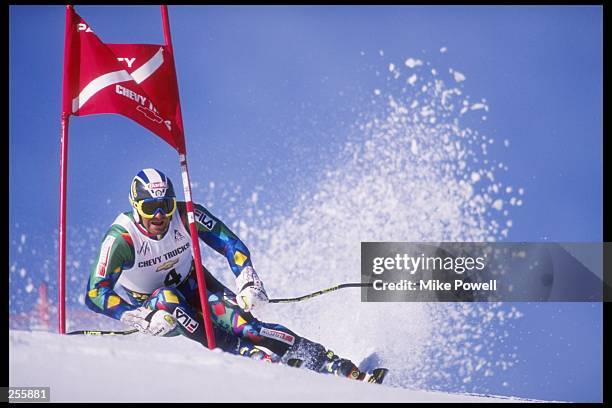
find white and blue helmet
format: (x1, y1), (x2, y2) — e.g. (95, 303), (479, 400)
(129, 168), (176, 221)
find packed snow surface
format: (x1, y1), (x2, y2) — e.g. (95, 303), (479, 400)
(9, 330), (534, 402)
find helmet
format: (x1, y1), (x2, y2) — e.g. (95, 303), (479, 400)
(129, 168), (177, 221)
(130, 168), (176, 202)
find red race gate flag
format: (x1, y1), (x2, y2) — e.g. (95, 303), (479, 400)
(62, 6), (185, 152)
(59, 6), (216, 349)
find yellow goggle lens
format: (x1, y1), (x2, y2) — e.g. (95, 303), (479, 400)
(135, 197), (177, 219)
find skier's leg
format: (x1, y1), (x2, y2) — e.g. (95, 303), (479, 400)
(143, 286), (244, 353)
(179, 266), (362, 377)
(203, 289), (362, 378)
(178, 266), (296, 356)
(205, 291), (297, 356)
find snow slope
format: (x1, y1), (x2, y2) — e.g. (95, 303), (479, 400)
(9, 330), (533, 403)
(10, 52), (537, 401)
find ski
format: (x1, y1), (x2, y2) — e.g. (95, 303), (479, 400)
(359, 368), (389, 384)
(67, 329), (139, 336)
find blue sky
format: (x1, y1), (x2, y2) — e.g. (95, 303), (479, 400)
(9, 6), (602, 402)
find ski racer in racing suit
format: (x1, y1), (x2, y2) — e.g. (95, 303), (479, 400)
(85, 168), (367, 380)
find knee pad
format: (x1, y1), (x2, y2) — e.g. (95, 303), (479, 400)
(146, 287), (188, 311)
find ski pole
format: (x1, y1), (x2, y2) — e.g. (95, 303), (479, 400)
(66, 329), (139, 336)
(269, 282), (373, 304)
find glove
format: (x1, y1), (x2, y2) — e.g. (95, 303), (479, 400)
(235, 266), (269, 313)
(120, 306), (177, 336)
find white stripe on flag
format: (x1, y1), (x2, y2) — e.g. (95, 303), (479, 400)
(131, 47), (164, 84)
(72, 70), (132, 113)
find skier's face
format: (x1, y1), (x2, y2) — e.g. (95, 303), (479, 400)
(142, 211), (171, 236)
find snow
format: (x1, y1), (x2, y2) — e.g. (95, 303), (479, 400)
(410, 139), (419, 155)
(471, 103), (488, 111)
(10, 50), (528, 402)
(450, 69), (467, 82)
(404, 58), (423, 68)
(191, 53), (526, 397)
(8, 330), (531, 402)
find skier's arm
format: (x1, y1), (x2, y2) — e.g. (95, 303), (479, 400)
(178, 202), (268, 312)
(85, 225), (137, 320)
(178, 202), (253, 278)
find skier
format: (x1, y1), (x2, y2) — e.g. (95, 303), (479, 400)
(85, 168), (385, 383)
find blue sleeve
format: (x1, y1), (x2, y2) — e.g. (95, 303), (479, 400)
(182, 202), (253, 277)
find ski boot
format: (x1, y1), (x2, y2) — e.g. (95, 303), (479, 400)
(321, 350), (362, 380)
(363, 368), (389, 384)
(238, 341), (279, 363)
(321, 350), (389, 384)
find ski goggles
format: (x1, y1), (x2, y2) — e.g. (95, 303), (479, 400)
(134, 197), (177, 219)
